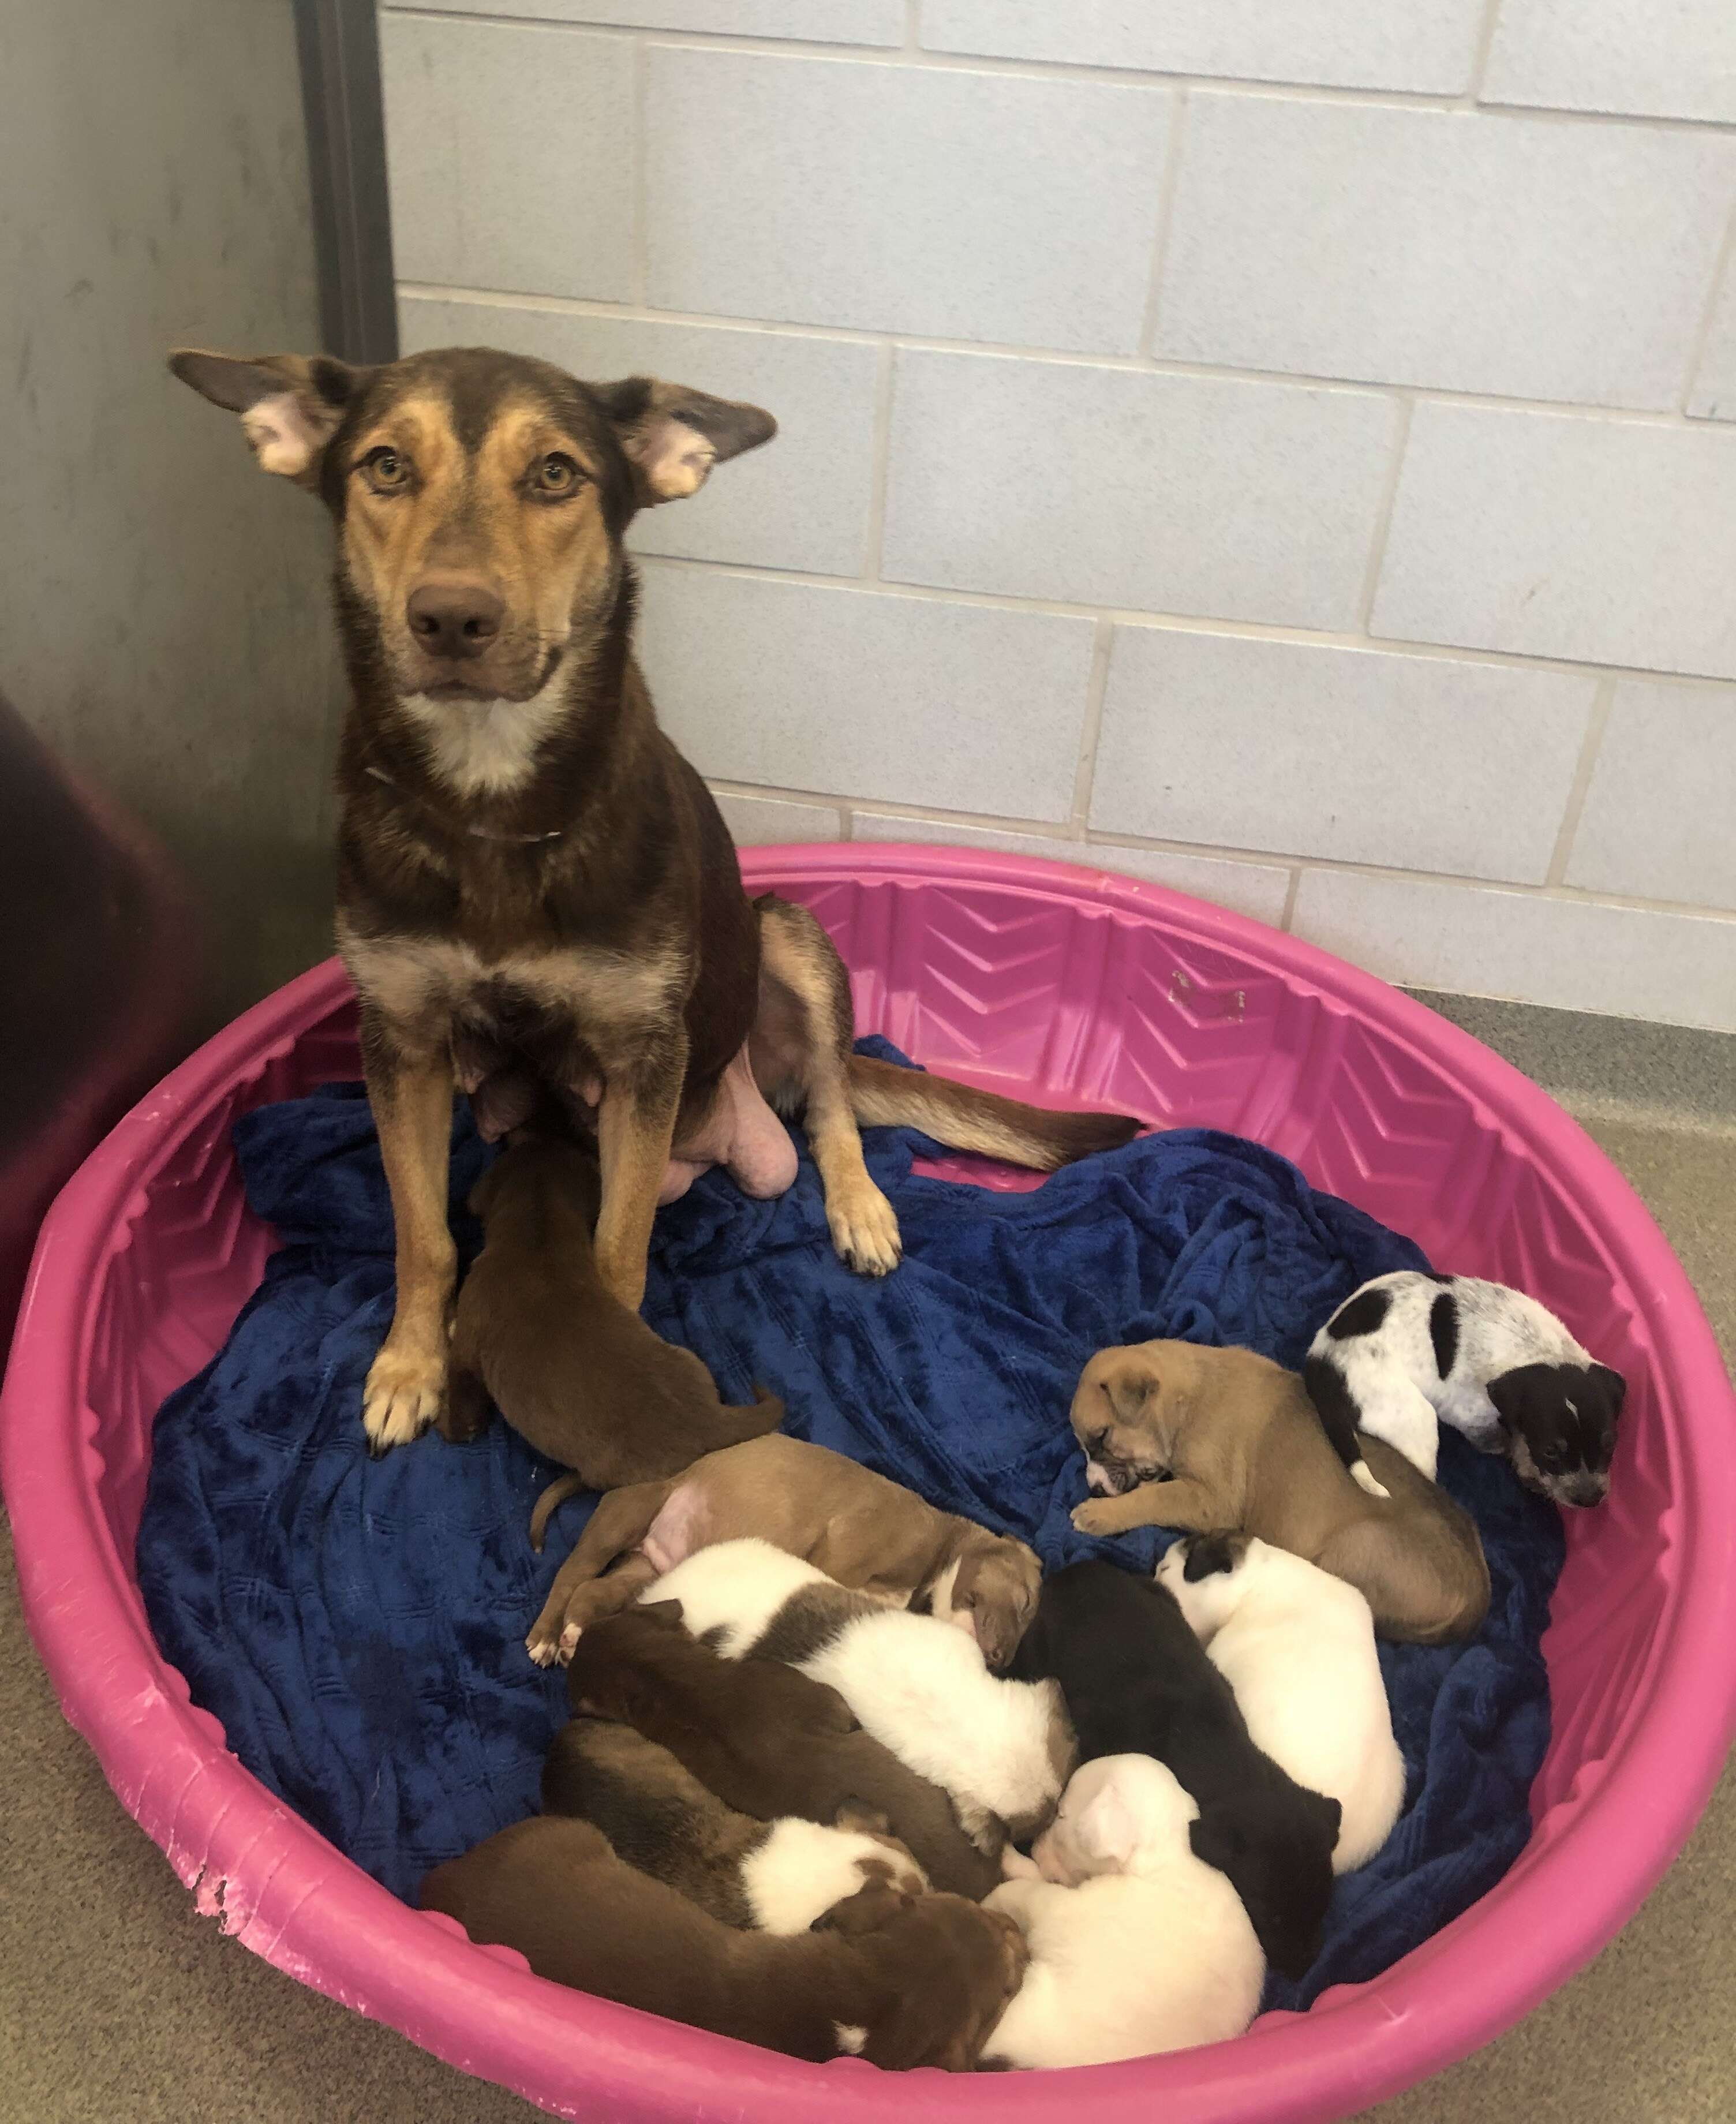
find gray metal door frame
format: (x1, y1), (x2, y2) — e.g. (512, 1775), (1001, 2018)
(293, 0), (398, 363)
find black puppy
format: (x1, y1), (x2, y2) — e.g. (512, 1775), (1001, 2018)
(1005, 1558), (1340, 1980)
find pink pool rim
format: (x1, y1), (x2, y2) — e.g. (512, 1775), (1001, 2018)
(5, 843), (1734, 2123)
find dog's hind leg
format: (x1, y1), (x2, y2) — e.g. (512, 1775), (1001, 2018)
(360, 1012), (459, 1455)
(751, 895), (903, 1276)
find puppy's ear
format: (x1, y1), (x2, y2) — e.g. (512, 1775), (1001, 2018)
(1189, 1812), (1247, 1874)
(833, 1797), (891, 1837)
(1484, 1368), (1530, 1433)
(814, 1879), (907, 1936)
(1308, 1792), (1343, 1845)
(1590, 1363), (1627, 1421)
(1073, 1780), (1138, 1868)
(1181, 1531), (1241, 1582)
(466, 1157), (507, 1221)
(634, 1598), (686, 1631)
(592, 375), (776, 504)
(804, 1682), (862, 1736)
(169, 349), (363, 487)
(1105, 1366), (1157, 1428)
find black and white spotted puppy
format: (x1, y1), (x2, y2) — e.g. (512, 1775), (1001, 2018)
(1303, 1271), (1625, 1509)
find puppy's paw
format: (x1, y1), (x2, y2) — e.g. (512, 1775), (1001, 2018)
(525, 1610), (586, 1667)
(1000, 1846), (1042, 1882)
(828, 1182), (902, 1277)
(362, 1345), (446, 1456)
(1071, 1498), (1129, 1538)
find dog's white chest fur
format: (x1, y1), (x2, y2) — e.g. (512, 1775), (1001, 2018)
(398, 678), (570, 799)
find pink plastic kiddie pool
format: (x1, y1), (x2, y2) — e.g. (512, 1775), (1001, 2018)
(5, 843), (1734, 2123)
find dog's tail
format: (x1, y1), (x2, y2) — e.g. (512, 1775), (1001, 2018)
(710, 1383), (785, 1451)
(1301, 1352), (1390, 1500)
(530, 1472), (588, 1553)
(847, 1054), (1140, 1172)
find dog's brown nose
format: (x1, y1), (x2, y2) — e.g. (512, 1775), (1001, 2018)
(406, 577), (504, 661)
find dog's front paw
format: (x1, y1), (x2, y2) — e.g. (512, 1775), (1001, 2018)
(1071, 1498), (1129, 1538)
(828, 1180), (902, 1277)
(362, 1344), (446, 1457)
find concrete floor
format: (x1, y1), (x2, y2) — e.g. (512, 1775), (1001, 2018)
(2, 996), (1732, 2123)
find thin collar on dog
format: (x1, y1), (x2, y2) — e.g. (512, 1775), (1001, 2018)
(363, 764), (565, 845)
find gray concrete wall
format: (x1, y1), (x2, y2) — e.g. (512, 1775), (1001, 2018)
(1, 0), (347, 1026)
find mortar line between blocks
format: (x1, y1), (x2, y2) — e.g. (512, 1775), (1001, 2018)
(1137, 88), (1189, 359)
(703, 776), (1736, 922)
(634, 553), (1736, 694)
(381, 10), (1736, 134)
(1680, 194), (1736, 414)
(396, 282), (1711, 429)
(630, 36), (649, 307)
(1068, 619), (1116, 832)
(862, 342), (898, 583)
(1357, 395), (1416, 630)
(1544, 676), (1617, 887)
(1463, 0), (1507, 106)
(1279, 870), (1304, 932)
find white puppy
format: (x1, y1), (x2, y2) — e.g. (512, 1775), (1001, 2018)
(644, 1537), (1073, 1846)
(1157, 1532), (1405, 1874)
(980, 1753), (1264, 2069)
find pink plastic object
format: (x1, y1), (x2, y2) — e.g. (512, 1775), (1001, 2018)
(4, 843), (1733, 2124)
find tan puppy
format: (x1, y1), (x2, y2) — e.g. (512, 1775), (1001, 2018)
(420, 1815), (1026, 2069)
(527, 1432), (1041, 1671)
(1069, 1340), (1489, 1646)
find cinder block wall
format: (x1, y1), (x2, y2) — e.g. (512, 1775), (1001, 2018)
(379, 1), (1736, 1032)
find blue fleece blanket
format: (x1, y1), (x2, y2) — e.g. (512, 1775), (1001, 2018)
(138, 1041), (1562, 2011)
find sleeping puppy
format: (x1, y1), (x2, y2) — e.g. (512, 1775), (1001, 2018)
(542, 1715), (928, 1932)
(1004, 1560), (1337, 1979)
(1069, 1339), (1490, 1645)
(566, 1605), (1002, 1898)
(643, 1538), (1075, 1853)
(526, 1430), (1041, 1671)
(421, 1815), (1025, 2069)
(1303, 1270), (1624, 1506)
(1157, 1534), (1405, 1874)
(981, 1754), (1264, 2069)
(443, 1134), (783, 1483)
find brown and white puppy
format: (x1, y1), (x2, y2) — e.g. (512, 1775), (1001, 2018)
(444, 1132), (781, 1482)
(170, 343), (1140, 1459)
(420, 1813), (1025, 2069)
(542, 1716), (927, 1932)
(526, 1431), (1041, 1669)
(1069, 1340), (1489, 1646)
(566, 1603), (1002, 1900)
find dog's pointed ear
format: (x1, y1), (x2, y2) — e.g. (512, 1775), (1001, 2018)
(592, 376), (776, 504)
(169, 349), (364, 486)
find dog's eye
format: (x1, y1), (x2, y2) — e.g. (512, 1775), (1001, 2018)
(359, 447), (408, 493)
(533, 452), (582, 496)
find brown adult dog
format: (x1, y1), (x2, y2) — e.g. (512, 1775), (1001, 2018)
(169, 343), (1140, 1456)
(566, 1603), (1002, 1899)
(444, 1132), (781, 1484)
(420, 1813), (1024, 2069)
(525, 1432), (1041, 1671)
(1069, 1340), (1490, 1645)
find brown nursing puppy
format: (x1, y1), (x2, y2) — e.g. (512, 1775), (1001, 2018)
(1069, 1340), (1490, 1646)
(442, 1134), (781, 1482)
(420, 1814), (1025, 2070)
(541, 1716), (927, 1932)
(566, 1604), (1003, 1900)
(526, 1432), (1041, 1670)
